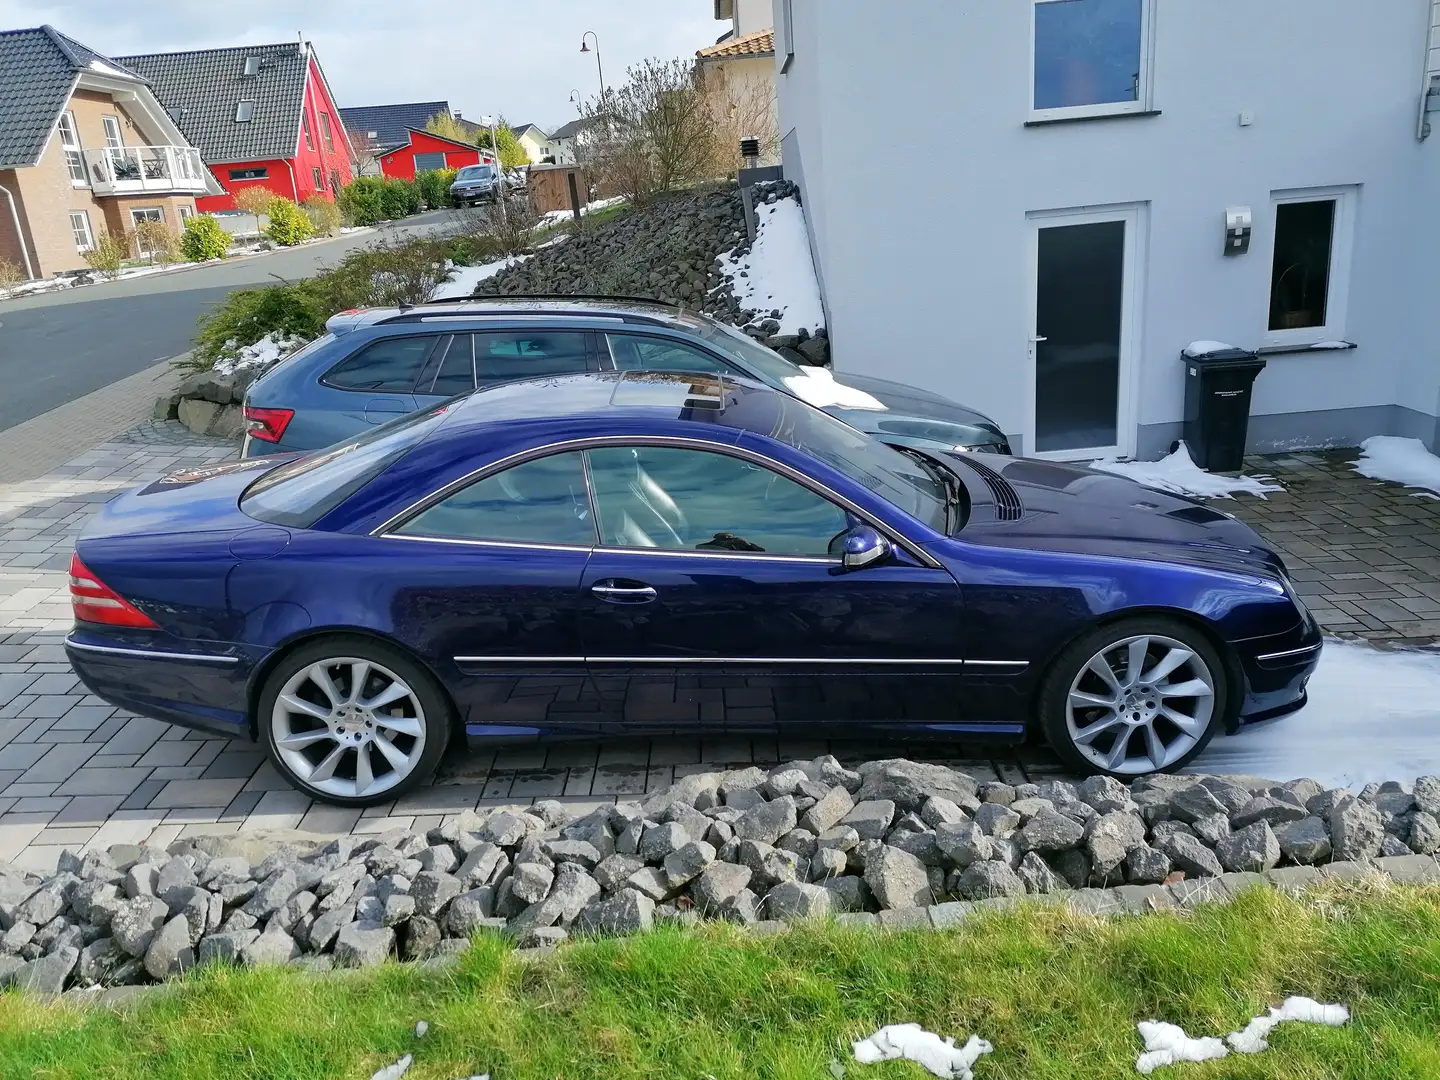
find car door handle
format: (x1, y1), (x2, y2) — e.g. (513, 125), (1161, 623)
(591, 582), (657, 604)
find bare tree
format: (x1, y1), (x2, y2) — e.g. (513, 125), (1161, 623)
(349, 133), (385, 179)
(700, 66), (780, 175)
(577, 57), (722, 203)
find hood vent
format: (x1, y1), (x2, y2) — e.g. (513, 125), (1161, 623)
(956, 456), (1023, 521)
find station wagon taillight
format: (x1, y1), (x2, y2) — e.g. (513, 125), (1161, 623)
(69, 554), (158, 629)
(244, 406), (294, 444)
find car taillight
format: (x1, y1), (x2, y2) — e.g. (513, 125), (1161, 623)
(69, 553), (158, 629)
(244, 406), (294, 444)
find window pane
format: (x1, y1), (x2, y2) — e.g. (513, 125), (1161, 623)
(474, 331), (589, 384)
(326, 337), (435, 391)
(414, 153), (447, 172)
(606, 334), (730, 375)
(587, 446), (849, 556)
(1034, 0), (1143, 110)
(1268, 200), (1335, 332)
(430, 335), (477, 396)
(398, 453), (594, 545)
(242, 404), (448, 528)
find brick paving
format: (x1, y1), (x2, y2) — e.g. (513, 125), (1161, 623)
(0, 424), (1436, 874)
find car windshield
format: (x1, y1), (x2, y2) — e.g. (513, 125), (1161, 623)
(735, 393), (947, 531)
(455, 165), (493, 180)
(241, 404), (450, 528)
(694, 320), (804, 386)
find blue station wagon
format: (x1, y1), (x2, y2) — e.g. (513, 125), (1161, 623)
(70, 372), (1320, 806)
(239, 297), (1013, 459)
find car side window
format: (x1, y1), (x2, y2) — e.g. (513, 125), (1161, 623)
(585, 445), (848, 556)
(325, 336), (436, 392)
(605, 334), (731, 375)
(425, 335), (477, 397)
(395, 452), (595, 546)
(473, 331), (590, 385)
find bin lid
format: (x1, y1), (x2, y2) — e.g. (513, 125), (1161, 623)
(1181, 343), (1264, 370)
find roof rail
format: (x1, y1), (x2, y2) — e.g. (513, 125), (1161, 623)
(419, 293), (678, 308)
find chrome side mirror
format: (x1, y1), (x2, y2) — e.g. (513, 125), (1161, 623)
(839, 525), (892, 571)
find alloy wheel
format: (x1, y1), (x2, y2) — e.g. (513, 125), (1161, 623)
(270, 656), (427, 799)
(1064, 634), (1215, 774)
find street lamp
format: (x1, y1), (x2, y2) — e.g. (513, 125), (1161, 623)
(478, 113), (507, 226)
(580, 31), (605, 102)
(568, 89), (583, 115)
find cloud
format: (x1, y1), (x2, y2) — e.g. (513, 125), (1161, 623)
(0, 0), (721, 130)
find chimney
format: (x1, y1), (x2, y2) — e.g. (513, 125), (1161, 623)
(454, 110), (463, 119)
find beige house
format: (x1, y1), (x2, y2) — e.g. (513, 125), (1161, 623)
(0, 25), (220, 281)
(512, 123), (554, 164)
(697, 29), (779, 165)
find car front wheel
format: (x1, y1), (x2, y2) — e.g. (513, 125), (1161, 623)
(1038, 617), (1230, 778)
(258, 636), (452, 806)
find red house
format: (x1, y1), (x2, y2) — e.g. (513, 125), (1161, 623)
(377, 128), (494, 181)
(117, 40), (354, 211)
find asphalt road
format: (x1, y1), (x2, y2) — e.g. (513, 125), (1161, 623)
(0, 210), (462, 431)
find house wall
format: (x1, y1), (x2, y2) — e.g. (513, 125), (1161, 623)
(517, 130), (552, 163)
(733, 0), (772, 36)
(702, 55), (779, 162)
(780, 0), (1439, 454)
(294, 55), (353, 201)
(200, 158), (298, 211)
(379, 132), (484, 180)
(4, 88), (198, 277)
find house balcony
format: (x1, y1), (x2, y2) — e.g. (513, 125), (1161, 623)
(82, 145), (208, 196)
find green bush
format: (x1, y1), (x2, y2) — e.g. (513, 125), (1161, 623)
(338, 176), (387, 226)
(416, 167), (457, 211)
(82, 231), (127, 278)
(263, 197), (314, 246)
(302, 194), (343, 236)
(179, 215), (230, 261)
(188, 282), (330, 371)
(379, 177), (422, 221)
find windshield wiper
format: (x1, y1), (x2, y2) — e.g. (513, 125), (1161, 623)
(901, 449), (965, 533)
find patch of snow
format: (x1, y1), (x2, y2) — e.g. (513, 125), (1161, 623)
(1192, 639), (1440, 788)
(1226, 997), (1349, 1054)
(88, 59), (136, 79)
(1089, 442), (1284, 500)
(783, 366), (886, 411)
(722, 196), (826, 337)
(429, 256), (530, 300)
(1135, 1021), (1229, 1073)
(1352, 435), (1440, 496)
(213, 331), (304, 376)
(539, 195), (626, 227)
(369, 1054), (412, 1080)
(853, 1024), (992, 1080)
(1308, 340), (1353, 350)
(1182, 340), (1240, 359)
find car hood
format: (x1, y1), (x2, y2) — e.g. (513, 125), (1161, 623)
(949, 455), (1286, 578)
(819, 372), (1008, 448)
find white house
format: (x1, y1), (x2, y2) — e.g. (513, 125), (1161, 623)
(511, 123), (552, 164)
(777, 0), (1440, 458)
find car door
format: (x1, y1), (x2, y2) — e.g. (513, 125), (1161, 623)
(577, 442), (968, 733)
(379, 449), (606, 735)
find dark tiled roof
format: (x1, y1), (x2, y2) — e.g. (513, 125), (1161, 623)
(512, 122), (546, 138)
(116, 42), (311, 164)
(340, 101), (451, 152)
(0, 25), (143, 168)
(550, 116), (599, 142)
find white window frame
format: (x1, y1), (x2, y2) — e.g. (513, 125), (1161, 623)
(130, 207), (164, 227)
(69, 210), (95, 252)
(57, 111), (87, 186)
(102, 115), (124, 149)
(178, 205), (195, 221)
(1261, 185), (1358, 349)
(321, 111), (335, 152)
(1029, 0), (1156, 123)
(312, 166), (323, 189)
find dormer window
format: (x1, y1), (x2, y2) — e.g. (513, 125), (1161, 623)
(242, 56), (261, 76)
(235, 100), (255, 123)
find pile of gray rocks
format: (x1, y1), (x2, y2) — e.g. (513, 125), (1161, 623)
(475, 180), (830, 366)
(3, 758), (1439, 994)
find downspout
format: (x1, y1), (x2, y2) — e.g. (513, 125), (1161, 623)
(0, 183), (37, 280)
(283, 160), (299, 202)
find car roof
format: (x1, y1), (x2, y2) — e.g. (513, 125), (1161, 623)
(325, 296), (717, 336)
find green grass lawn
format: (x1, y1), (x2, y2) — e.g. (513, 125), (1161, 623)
(3, 881), (1439, 1079)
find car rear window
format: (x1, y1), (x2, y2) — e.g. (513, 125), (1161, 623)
(324, 336), (437, 392)
(240, 404), (449, 528)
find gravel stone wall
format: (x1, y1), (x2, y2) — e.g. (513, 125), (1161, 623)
(4, 759), (1439, 993)
(474, 181), (829, 366)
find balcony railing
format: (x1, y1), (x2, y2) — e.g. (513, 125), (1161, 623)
(82, 145), (208, 196)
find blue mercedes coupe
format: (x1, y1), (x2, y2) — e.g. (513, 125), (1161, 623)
(66, 372), (1321, 806)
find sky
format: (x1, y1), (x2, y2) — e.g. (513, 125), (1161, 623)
(0, 0), (720, 133)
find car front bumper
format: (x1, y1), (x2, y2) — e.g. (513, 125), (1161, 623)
(1231, 623), (1323, 733)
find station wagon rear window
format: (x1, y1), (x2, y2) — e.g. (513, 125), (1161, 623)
(241, 405), (449, 528)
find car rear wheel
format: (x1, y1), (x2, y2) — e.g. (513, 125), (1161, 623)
(1038, 617), (1230, 778)
(259, 636), (452, 806)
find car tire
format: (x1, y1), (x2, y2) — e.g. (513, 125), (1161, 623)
(258, 635), (453, 807)
(1037, 616), (1232, 779)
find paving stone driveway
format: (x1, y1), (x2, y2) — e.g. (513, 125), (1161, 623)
(0, 427), (1434, 873)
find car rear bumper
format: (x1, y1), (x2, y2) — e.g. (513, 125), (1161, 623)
(66, 628), (258, 740)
